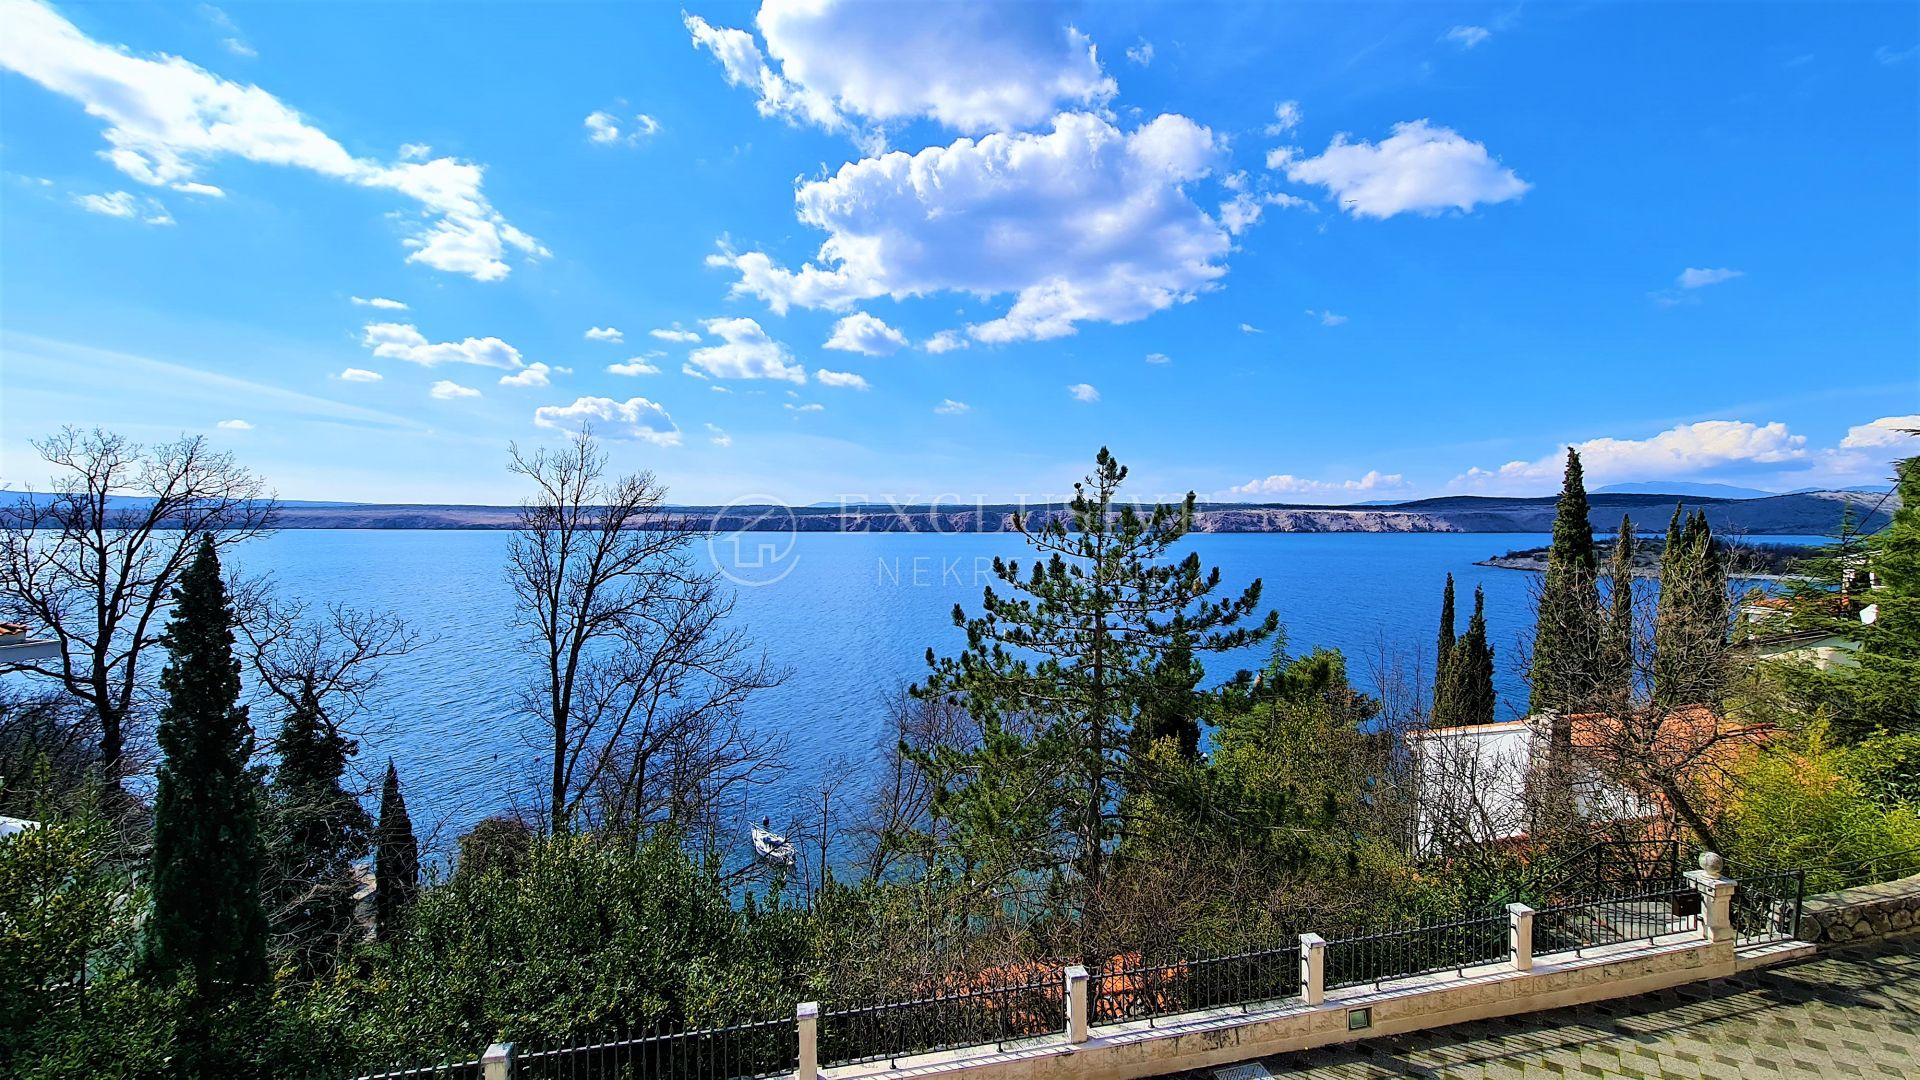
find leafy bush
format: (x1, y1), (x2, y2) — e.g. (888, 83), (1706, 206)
(1719, 725), (1920, 890)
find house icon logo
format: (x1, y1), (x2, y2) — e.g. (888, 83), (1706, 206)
(707, 496), (800, 587)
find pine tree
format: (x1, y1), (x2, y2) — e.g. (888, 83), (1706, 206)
(918, 448), (1277, 948)
(1460, 586), (1497, 726)
(1131, 620), (1205, 759)
(1598, 515), (1638, 705)
(374, 760), (419, 943)
(1653, 509), (1729, 707)
(137, 535), (269, 998)
(266, 679), (372, 979)
(1845, 455), (1920, 734)
(1528, 448), (1601, 714)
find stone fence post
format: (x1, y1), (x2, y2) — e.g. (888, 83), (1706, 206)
(1299, 933), (1326, 1006)
(796, 1001), (819, 1080)
(1064, 965), (1090, 1044)
(1508, 903), (1535, 971)
(1685, 851), (1737, 945)
(481, 1042), (516, 1080)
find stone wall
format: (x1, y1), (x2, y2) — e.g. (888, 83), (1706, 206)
(1799, 873), (1920, 945)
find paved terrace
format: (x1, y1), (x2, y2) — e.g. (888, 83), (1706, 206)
(1173, 935), (1920, 1078)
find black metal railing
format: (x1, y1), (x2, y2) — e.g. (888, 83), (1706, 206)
(1323, 910), (1511, 992)
(1724, 863), (1805, 943)
(817, 979), (1064, 1069)
(513, 1018), (795, 1080)
(1531, 880), (1699, 958)
(1089, 941), (1302, 1027)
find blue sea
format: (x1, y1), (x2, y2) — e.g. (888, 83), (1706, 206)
(224, 530), (1824, 844)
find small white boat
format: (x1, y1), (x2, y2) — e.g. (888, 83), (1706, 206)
(753, 823), (795, 867)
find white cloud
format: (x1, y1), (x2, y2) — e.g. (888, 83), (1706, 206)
(215, 418), (253, 430)
(785, 402), (825, 413)
(923, 330), (969, 354)
(584, 110), (660, 146)
(499, 362), (559, 388)
(1875, 44), (1917, 66)
(430, 379), (480, 400)
(706, 423), (732, 447)
(1309, 309), (1348, 326)
(1219, 191), (1309, 235)
(816, 368), (871, 390)
(1127, 40), (1154, 67)
(1677, 267), (1744, 289)
(1067, 382), (1100, 403)
(1145, 352), (1170, 364)
(650, 326), (702, 343)
(397, 142), (431, 161)
(1264, 100), (1302, 136)
(351, 295), (408, 310)
(1285, 120), (1529, 218)
(584, 326), (624, 342)
(1240, 322), (1262, 334)
(935, 398), (971, 415)
(73, 189), (172, 224)
(1229, 470), (1409, 500)
(2, 0), (543, 280)
(1451, 420), (1812, 492)
(606, 358), (661, 376)
(824, 312), (908, 355)
(335, 367), (383, 382)
(362, 322), (526, 370)
(533, 395), (681, 446)
(1840, 415), (1920, 449)
(711, 112), (1231, 343)
(687, 1), (1115, 135)
(1445, 26), (1492, 49)
(687, 317), (808, 382)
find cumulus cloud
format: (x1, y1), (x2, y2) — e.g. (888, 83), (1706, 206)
(650, 326), (702, 343)
(824, 312), (907, 355)
(1219, 191), (1309, 235)
(606, 358), (662, 376)
(1677, 267), (1744, 289)
(1067, 382), (1100, 403)
(533, 395), (681, 446)
(815, 368), (871, 390)
(934, 399), (971, 415)
(362, 322), (526, 370)
(584, 326), (624, 342)
(1840, 415), (1920, 449)
(584, 110), (660, 146)
(1451, 420), (1812, 492)
(706, 423), (732, 447)
(923, 330), (969, 354)
(352, 296), (408, 310)
(1264, 100), (1302, 136)
(1126, 40), (1153, 67)
(1445, 26), (1492, 49)
(2, 0), (543, 279)
(1284, 119), (1529, 218)
(686, 0), (1115, 135)
(215, 418), (253, 430)
(1228, 470), (1409, 500)
(710, 112), (1231, 343)
(686, 317), (808, 382)
(430, 380), (480, 400)
(335, 367), (382, 382)
(499, 362), (559, 388)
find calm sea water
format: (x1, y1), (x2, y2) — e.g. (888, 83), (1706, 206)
(223, 530), (1823, 841)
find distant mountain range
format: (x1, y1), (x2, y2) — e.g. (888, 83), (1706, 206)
(47, 487), (1888, 535)
(1596, 481), (1893, 499)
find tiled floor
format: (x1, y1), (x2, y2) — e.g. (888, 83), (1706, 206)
(1174, 935), (1920, 1078)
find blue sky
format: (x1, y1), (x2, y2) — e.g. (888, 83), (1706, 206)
(1, 0), (1915, 505)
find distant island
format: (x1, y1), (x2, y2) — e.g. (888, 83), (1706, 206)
(1477, 537), (1824, 579)
(201, 488), (1894, 535)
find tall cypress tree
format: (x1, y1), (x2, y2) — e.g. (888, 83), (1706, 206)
(1436, 584), (1497, 727)
(1528, 449), (1601, 714)
(266, 679), (372, 978)
(1598, 515), (1638, 705)
(1431, 575), (1460, 726)
(1436, 572), (1457, 683)
(138, 535), (269, 998)
(1653, 509), (1729, 707)
(374, 759), (419, 943)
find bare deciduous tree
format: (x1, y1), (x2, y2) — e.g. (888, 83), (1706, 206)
(505, 430), (786, 835)
(0, 428), (275, 781)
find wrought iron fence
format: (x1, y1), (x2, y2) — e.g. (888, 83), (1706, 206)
(816, 979), (1064, 1069)
(1089, 940), (1302, 1027)
(1723, 863), (1805, 943)
(1531, 880), (1699, 958)
(511, 1018), (795, 1080)
(1322, 910), (1511, 992)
